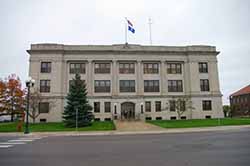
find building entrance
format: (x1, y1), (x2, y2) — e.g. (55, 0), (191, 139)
(121, 102), (135, 120)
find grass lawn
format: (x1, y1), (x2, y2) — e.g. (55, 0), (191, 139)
(148, 118), (250, 129)
(0, 121), (115, 132)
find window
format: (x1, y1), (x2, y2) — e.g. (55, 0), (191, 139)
(181, 116), (187, 120)
(145, 101), (151, 112)
(146, 117), (152, 120)
(144, 80), (160, 92)
(167, 63), (182, 74)
(39, 102), (49, 113)
(69, 63), (85, 74)
(94, 118), (100, 121)
(94, 102), (100, 113)
(168, 80), (183, 92)
(120, 80), (135, 92)
(199, 62), (208, 73)
(40, 119), (47, 123)
(41, 62), (51, 73)
(104, 118), (111, 121)
(40, 80), (50, 93)
(156, 117), (162, 120)
(170, 100), (176, 112)
(205, 115), (211, 119)
(200, 79), (210, 91)
(104, 102), (111, 113)
(180, 101), (186, 111)
(143, 63), (159, 74)
(119, 63), (135, 74)
(94, 80), (111, 93)
(155, 101), (161, 112)
(95, 63), (110, 74)
(202, 100), (212, 111)
(170, 116), (176, 120)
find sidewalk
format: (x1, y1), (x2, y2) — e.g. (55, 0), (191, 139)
(1, 125), (250, 137)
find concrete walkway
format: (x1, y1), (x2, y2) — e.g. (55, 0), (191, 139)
(1, 125), (250, 137)
(114, 120), (164, 131)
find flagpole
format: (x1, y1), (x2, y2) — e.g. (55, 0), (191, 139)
(125, 17), (128, 44)
(148, 18), (152, 45)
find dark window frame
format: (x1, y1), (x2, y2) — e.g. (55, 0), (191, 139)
(40, 80), (50, 93)
(202, 100), (212, 111)
(143, 63), (159, 74)
(168, 80), (183, 92)
(145, 101), (151, 112)
(104, 102), (111, 113)
(120, 80), (136, 92)
(200, 79), (210, 91)
(94, 63), (111, 74)
(167, 63), (182, 74)
(38, 102), (49, 113)
(94, 102), (100, 113)
(155, 101), (161, 112)
(144, 80), (160, 92)
(41, 62), (51, 73)
(199, 62), (208, 73)
(69, 63), (86, 74)
(119, 63), (135, 74)
(94, 80), (111, 93)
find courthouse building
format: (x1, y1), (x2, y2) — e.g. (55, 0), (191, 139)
(27, 43), (223, 122)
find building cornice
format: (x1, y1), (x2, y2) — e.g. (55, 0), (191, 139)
(26, 43), (220, 56)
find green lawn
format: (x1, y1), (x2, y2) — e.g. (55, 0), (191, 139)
(0, 121), (115, 132)
(148, 118), (250, 129)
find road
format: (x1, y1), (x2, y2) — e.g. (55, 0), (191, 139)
(0, 128), (250, 166)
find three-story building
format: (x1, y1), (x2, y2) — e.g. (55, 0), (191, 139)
(27, 43), (223, 122)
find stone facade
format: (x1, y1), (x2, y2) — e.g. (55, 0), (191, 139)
(27, 43), (224, 122)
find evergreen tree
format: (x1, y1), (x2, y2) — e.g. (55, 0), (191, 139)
(63, 73), (94, 127)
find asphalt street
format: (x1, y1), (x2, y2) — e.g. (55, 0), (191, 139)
(0, 128), (250, 166)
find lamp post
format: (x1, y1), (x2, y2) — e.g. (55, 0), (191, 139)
(24, 77), (35, 134)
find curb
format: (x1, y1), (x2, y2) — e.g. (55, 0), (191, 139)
(1, 125), (250, 137)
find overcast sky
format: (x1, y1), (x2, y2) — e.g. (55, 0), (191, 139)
(0, 0), (249, 104)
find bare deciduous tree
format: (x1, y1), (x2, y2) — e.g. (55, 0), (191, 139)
(29, 88), (56, 123)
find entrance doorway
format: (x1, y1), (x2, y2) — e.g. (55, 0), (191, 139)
(121, 102), (135, 120)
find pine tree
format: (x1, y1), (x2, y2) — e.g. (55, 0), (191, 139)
(63, 73), (94, 127)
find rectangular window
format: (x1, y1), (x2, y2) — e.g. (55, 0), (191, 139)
(146, 117), (152, 120)
(168, 80), (183, 92)
(145, 101), (151, 112)
(94, 80), (111, 93)
(199, 62), (208, 73)
(200, 79), (210, 91)
(155, 101), (161, 112)
(169, 100), (176, 112)
(94, 63), (110, 74)
(205, 115), (211, 119)
(41, 62), (51, 73)
(167, 63), (182, 74)
(104, 102), (111, 113)
(39, 102), (49, 113)
(143, 63), (159, 74)
(69, 63), (85, 74)
(181, 116), (187, 120)
(180, 100), (186, 111)
(40, 119), (47, 123)
(202, 100), (212, 111)
(40, 80), (50, 93)
(120, 80), (135, 92)
(94, 102), (100, 113)
(170, 116), (176, 120)
(144, 80), (160, 92)
(119, 63), (135, 74)
(156, 117), (162, 120)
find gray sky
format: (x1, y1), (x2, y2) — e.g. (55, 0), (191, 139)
(0, 0), (249, 104)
